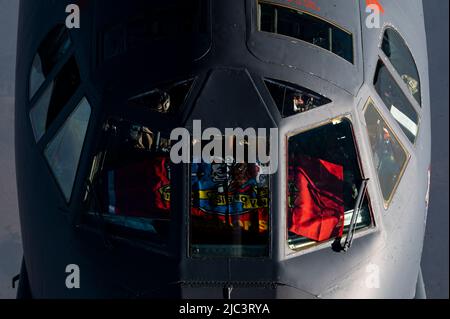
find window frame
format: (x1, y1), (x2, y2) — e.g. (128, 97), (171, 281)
(285, 115), (376, 253)
(256, 0), (355, 64)
(263, 77), (332, 118)
(28, 24), (73, 103)
(127, 77), (197, 117)
(373, 59), (421, 145)
(81, 117), (175, 248)
(43, 96), (93, 204)
(363, 97), (411, 209)
(28, 25), (76, 144)
(379, 26), (422, 107)
(27, 25), (93, 206)
(188, 137), (273, 259)
(375, 25), (422, 147)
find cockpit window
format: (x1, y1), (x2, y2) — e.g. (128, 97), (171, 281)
(190, 138), (271, 257)
(101, 0), (208, 60)
(29, 56), (81, 141)
(84, 118), (172, 244)
(128, 79), (195, 115)
(264, 78), (331, 117)
(287, 118), (373, 250)
(29, 25), (71, 99)
(364, 99), (409, 206)
(374, 60), (419, 144)
(29, 82), (54, 141)
(45, 97), (91, 202)
(382, 28), (421, 106)
(258, 1), (354, 63)
(29, 55), (46, 101)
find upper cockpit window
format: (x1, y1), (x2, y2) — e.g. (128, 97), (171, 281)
(364, 99), (409, 206)
(264, 78), (331, 118)
(44, 97), (91, 202)
(287, 118), (373, 250)
(382, 28), (421, 106)
(258, 1), (354, 63)
(101, 0), (208, 60)
(29, 56), (81, 141)
(128, 79), (195, 115)
(84, 118), (172, 244)
(29, 25), (71, 99)
(374, 60), (419, 144)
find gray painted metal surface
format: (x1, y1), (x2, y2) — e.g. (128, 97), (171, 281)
(8, 0), (442, 299)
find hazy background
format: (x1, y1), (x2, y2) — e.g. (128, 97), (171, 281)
(0, 0), (21, 299)
(421, 0), (449, 299)
(0, 0), (448, 299)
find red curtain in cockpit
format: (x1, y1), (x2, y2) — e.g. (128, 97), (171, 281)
(104, 156), (171, 218)
(288, 155), (344, 242)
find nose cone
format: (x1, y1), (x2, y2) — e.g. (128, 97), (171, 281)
(187, 68), (275, 130)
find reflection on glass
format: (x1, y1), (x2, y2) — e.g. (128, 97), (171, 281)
(29, 56), (80, 141)
(29, 55), (46, 99)
(190, 139), (271, 257)
(45, 98), (91, 201)
(29, 25), (71, 100)
(287, 119), (372, 249)
(29, 81), (54, 141)
(265, 78), (331, 117)
(258, 1), (354, 63)
(84, 118), (172, 244)
(382, 28), (421, 105)
(128, 79), (194, 115)
(364, 101), (409, 204)
(374, 61), (419, 144)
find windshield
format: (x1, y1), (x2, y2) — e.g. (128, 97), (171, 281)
(287, 118), (373, 249)
(190, 138), (271, 257)
(84, 118), (172, 244)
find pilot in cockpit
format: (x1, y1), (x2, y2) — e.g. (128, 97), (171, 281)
(293, 95), (306, 113)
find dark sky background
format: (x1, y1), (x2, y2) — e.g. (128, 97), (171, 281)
(0, 0), (448, 299)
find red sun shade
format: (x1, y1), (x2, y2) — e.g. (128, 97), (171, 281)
(288, 155), (345, 242)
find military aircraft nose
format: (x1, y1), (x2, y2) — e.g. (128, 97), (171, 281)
(187, 68), (276, 131)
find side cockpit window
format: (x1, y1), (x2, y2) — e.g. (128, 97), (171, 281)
(28, 25), (90, 204)
(287, 118), (373, 250)
(374, 60), (419, 144)
(45, 98), (91, 202)
(84, 119), (172, 244)
(29, 25), (71, 100)
(29, 25), (79, 142)
(382, 28), (421, 106)
(364, 99), (409, 206)
(264, 78), (331, 118)
(30, 56), (81, 141)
